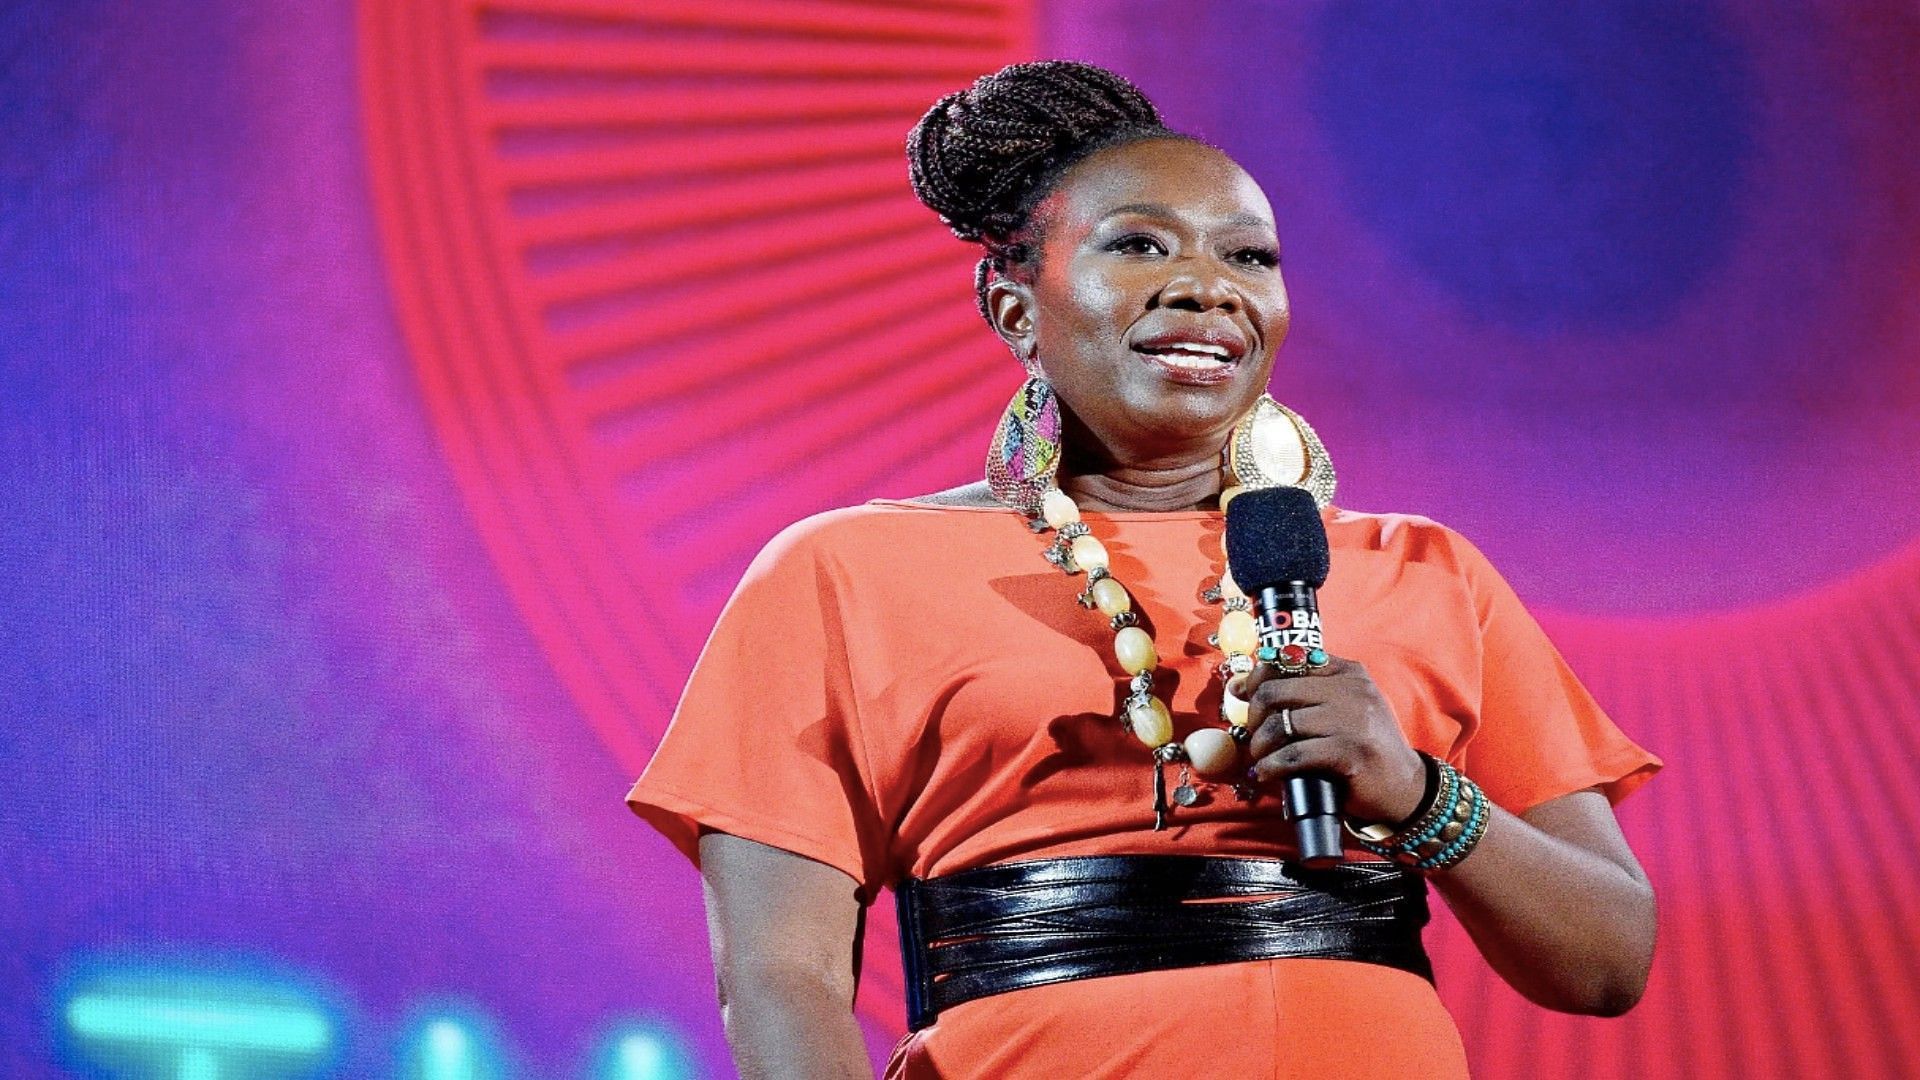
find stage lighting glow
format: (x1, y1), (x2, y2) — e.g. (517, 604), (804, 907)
(404, 1010), (510, 1080)
(61, 971), (335, 1080)
(597, 1021), (694, 1080)
(615, 1034), (666, 1080)
(66, 993), (332, 1052)
(423, 1019), (476, 1080)
(180, 1047), (216, 1080)
(55, 956), (700, 1079)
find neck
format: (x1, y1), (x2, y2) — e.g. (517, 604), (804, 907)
(1058, 448), (1228, 513)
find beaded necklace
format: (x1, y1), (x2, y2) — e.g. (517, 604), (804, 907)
(1031, 482), (1260, 827)
(989, 384), (1337, 828)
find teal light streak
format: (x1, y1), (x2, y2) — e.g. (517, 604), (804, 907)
(66, 993), (331, 1053)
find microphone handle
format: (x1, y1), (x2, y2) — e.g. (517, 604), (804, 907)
(1255, 583), (1345, 869)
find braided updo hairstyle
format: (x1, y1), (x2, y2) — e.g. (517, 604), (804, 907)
(906, 61), (1200, 325)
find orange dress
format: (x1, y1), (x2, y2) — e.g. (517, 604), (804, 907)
(627, 500), (1660, 1079)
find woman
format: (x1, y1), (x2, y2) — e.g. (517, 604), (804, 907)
(628, 61), (1659, 1079)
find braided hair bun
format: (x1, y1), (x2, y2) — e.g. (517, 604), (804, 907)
(906, 61), (1185, 322)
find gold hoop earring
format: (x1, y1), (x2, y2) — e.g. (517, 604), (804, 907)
(1226, 395), (1337, 508)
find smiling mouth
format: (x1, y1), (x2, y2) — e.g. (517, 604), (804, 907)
(1133, 342), (1240, 380)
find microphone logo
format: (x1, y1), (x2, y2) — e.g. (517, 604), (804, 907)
(1258, 607), (1322, 651)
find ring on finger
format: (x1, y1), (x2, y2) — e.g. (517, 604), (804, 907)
(1259, 644), (1326, 675)
(1279, 706), (1296, 740)
(1259, 646), (1303, 675)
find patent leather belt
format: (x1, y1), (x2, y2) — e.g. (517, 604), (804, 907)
(895, 854), (1432, 1031)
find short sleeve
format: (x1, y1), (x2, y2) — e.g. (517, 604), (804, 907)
(625, 518), (888, 896)
(1448, 530), (1662, 814)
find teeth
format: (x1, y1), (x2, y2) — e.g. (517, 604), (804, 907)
(1155, 350), (1228, 370)
(1145, 342), (1232, 360)
(1179, 342), (1231, 357)
(1141, 341), (1234, 369)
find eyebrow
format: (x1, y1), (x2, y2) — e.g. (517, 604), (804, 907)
(1098, 202), (1274, 232)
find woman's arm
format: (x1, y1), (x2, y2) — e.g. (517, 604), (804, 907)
(698, 831), (873, 1078)
(1239, 658), (1656, 1015)
(1428, 788), (1654, 1015)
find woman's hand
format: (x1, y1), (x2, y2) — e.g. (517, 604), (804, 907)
(1232, 655), (1428, 826)
(1234, 656), (1656, 1015)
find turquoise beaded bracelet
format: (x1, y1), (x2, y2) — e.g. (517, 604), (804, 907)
(1347, 753), (1490, 873)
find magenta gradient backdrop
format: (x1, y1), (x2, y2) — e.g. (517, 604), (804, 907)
(3, 1), (1917, 1077)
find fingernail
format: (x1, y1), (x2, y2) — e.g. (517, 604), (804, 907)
(1245, 766), (1260, 782)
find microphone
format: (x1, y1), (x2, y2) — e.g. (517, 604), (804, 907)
(1223, 485), (1344, 868)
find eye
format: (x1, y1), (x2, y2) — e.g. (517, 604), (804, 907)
(1232, 246), (1280, 269)
(1108, 233), (1167, 256)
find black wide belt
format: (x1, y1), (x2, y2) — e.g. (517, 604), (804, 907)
(895, 854), (1433, 1031)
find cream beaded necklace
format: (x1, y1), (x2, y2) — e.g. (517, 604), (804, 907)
(1035, 482), (1261, 826)
(989, 386), (1337, 828)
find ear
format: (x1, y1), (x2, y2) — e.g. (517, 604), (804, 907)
(985, 278), (1040, 373)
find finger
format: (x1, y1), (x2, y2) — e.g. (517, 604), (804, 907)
(1227, 651), (1354, 700)
(1246, 700), (1336, 760)
(1240, 672), (1339, 737)
(1249, 671), (1342, 710)
(1247, 734), (1355, 785)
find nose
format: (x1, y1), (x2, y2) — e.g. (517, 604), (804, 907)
(1152, 258), (1239, 314)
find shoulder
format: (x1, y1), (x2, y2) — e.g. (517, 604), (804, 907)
(728, 499), (1030, 619)
(752, 496), (1020, 570)
(1326, 505), (1482, 565)
(897, 480), (1001, 508)
(1325, 505), (1518, 613)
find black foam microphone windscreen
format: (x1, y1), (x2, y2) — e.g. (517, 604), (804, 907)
(1224, 485), (1328, 590)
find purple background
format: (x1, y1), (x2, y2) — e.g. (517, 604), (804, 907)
(4, 1), (1917, 1076)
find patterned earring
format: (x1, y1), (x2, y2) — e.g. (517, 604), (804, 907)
(986, 375), (1063, 516)
(1227, 395), (1338, 508)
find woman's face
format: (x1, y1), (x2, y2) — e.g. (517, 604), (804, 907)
(996, 138), (1290, 461)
